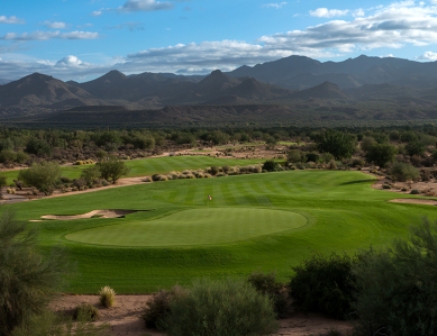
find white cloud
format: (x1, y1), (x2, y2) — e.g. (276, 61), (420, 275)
(310, 8), (365, 18)
(0, 16), (24, 24)
(120, 0), (174, 12)
(262, 2), (287, 9)
(4, 1), (437, 81)
(92, 10), (102, 16)
(419, 51), (437, 61)
(56, 55), (86, 67)
(44, 21), (67, 29)
(310, 8), (350, 18)
(1, 30), (99, 41)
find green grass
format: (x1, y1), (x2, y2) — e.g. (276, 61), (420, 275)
(0, 156), (263, 184)
(5, 168), (437, 294)
(65, 208), (307, 247)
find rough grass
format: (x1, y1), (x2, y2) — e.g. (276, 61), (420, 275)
(0, 156), (263, 184)
(5, 170), (437, 293)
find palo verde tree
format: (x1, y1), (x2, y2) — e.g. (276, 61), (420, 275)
(0, 211), (66, 336)
(98, 156), (129, 183)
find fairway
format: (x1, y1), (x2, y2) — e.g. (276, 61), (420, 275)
(6, 160), (437, 293)
(65, 208), (307, 247)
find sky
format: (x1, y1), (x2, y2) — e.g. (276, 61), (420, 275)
(2, 0), (437, 82)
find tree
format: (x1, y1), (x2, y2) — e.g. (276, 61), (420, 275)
(365, 143), (397, 167)
(98, 156), (129, 183)
(390, 162), (419, 182)
(353, 219), (437, 335)
(18, 162), (61, 195)
(405, 139), (425, 156)
(80, 165), (101, 187)
(316, 130), (356, 160)
(0, 211), (65, 336)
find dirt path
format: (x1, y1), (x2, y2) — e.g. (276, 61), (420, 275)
(50, 295), (353, 336)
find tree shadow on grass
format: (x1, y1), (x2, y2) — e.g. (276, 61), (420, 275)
(339, 178), (377, 186)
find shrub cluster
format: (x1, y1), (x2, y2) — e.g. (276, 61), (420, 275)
(143, 279), (278, 336)
(289, 253), (355, 320)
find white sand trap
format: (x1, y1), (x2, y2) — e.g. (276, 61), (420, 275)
(390, 199), (437, 206)
(41, 209), (140, 220)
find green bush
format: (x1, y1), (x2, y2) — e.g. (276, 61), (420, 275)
(353, 219), (437, 336)
(289, 253), (355, 319)
(0, 211), (66, 336)
(163, 278), (278, 336)
(390, 162), (419, 182)
(143, 286), (187, 330)
(247, 272), (288, 318)
(73, 304), (100, 322)
(18, 162), (61, 195)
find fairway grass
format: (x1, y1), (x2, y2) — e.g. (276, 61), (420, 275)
(6, 168), (437, 293)
(65, 208), (307, 247)
(0, 156), (263, 184)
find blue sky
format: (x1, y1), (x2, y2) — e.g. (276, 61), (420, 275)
(2, 0), (437, 81)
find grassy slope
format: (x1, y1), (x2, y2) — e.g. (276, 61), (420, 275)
(6, 170), (437, 293)
(0, 156), (263, 184)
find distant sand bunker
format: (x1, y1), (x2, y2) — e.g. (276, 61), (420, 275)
(390, 199), (437, 206)
(41, 209), (143, 220)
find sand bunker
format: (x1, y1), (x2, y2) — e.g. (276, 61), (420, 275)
(390, 199), (437, 206)
(41, 209), (143, 220)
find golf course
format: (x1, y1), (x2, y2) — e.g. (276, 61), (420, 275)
(5, 159), (437, 294)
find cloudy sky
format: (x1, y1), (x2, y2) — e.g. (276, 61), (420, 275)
(2, 0), (437, 82)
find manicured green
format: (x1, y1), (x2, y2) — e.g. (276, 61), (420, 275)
(5, 168), (437, 294)
(65, 209), (307, 247)
(0, 156), (263, 184)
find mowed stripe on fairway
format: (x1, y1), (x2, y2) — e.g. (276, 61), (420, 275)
(65, 208), (307, 247)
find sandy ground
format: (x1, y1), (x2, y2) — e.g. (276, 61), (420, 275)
(40, 209), (144, 220)
(49, 295), (353, 336)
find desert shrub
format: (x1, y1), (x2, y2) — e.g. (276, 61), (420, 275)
(247, 272), (288, 318)
(15, 151), (29, 164)
(98, 156), (129, 183)
(12, 309), (109, 336)
(0, 149), (17, 164)
(215, 172), (227, 177)
(263, 160), (280, 172)
(352, 219), (437, 336)
(203, 173), (212, 178)
(209, 166), (220, 176)
(410, 189), (420, 195)
(382, 184), (391, 189)
(60, 176), (72, 184)
(328, 160), (338, 170)
(287, 150), (304, 164)
(142, 176), (152, 182)
(18, 162), (61, 195)
(390, 162), (419, 182)
(163, 278), (278, 336)
(289, 253), (355, 319)
(0, 211), (66, 336)
(99, 286), (116, 308)
(81, 165), (101, 187)
(72, 178), (87, 191)
(222, 165), (231, 173)
(73, 304), (100, 322)
(152, 174), (168, 182)
(320, 152), (335, 163)
(305, 152), (320, 163)
(143, 286), (187, 329)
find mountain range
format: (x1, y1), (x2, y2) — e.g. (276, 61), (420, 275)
(1, 54), (437, 120)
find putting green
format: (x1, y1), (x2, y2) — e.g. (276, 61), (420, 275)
(65, 208), (307, 247)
